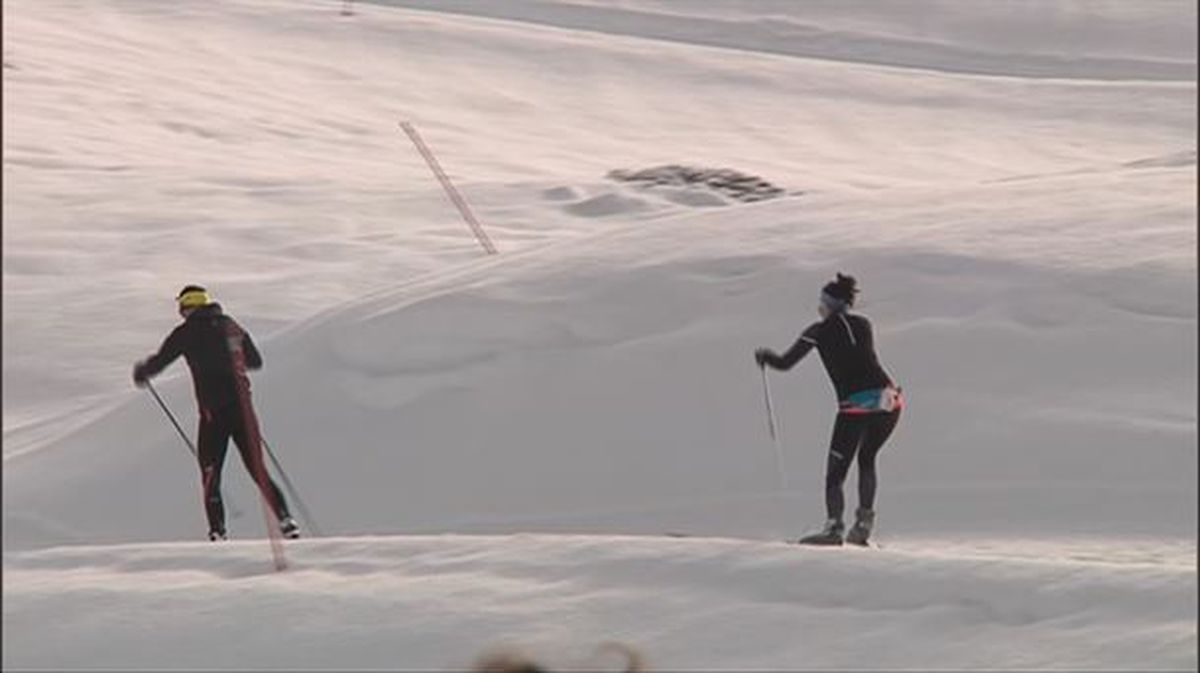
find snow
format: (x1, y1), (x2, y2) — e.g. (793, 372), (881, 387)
(3, 0), (1196, 669)
(5, 535), (1194, 670)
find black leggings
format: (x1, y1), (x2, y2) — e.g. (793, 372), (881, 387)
(197, 402), (290, 533)
(824, 409), (900, 522)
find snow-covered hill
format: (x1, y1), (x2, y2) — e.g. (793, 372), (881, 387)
(3, 0), (1196, 669)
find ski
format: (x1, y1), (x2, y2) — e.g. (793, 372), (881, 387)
(663, 533), (881, 548)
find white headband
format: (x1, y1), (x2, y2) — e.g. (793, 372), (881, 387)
(820, 291), (848, 312)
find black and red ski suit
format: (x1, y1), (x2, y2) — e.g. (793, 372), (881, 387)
(135, 304), (290, 535)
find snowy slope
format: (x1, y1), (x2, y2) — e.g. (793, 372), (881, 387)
(3, 0), (1196, 669)
(8, 171), (1196, 546)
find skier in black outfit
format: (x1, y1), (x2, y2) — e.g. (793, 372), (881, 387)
(755, 273), (903, 546)
(133, 285), (300, 542)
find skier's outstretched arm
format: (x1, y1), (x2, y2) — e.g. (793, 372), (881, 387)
(757, 332), (817, 371)
(756, 322), (820, 371)
(133, 328), (184, 386)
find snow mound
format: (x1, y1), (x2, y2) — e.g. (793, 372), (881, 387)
(561, 191), (653, 218)
(3, 533), (1194, 670)
(608, 165), (788, 203)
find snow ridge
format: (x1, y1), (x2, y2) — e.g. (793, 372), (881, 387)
(4, 534), (1194, 670)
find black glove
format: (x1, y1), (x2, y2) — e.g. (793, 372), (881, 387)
(132, 362), (149, 388)
(754, 348), (773, 368)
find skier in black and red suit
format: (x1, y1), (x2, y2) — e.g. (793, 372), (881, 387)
(134, 285), (300, 542)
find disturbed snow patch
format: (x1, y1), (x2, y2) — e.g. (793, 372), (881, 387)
(608, 165), (790, 203)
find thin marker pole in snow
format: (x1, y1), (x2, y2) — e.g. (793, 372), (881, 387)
(760, 367), (788, 490)
(145, 380), (244, 518)
(399, 120), (498, 255)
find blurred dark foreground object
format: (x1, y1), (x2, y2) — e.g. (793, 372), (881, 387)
(473, 642), (643, 672)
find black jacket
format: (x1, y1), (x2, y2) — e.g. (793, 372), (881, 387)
(137, 304), (262, 411)
(764, 311), (894, 400)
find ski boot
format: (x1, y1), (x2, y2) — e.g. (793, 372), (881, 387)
(797, 519), (844, 546)
(845, 508), (874, 546)
(208, 529), (227, 542)
(280, 517), (301, 540)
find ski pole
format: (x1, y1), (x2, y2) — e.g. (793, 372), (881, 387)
(759, 365), (788, 490)
(146, 380), (195, 456)
(145, 380), (244, 518)
(263, 439), (323, 537)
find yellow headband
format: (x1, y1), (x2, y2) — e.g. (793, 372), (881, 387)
(178, 290), (211, 309)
